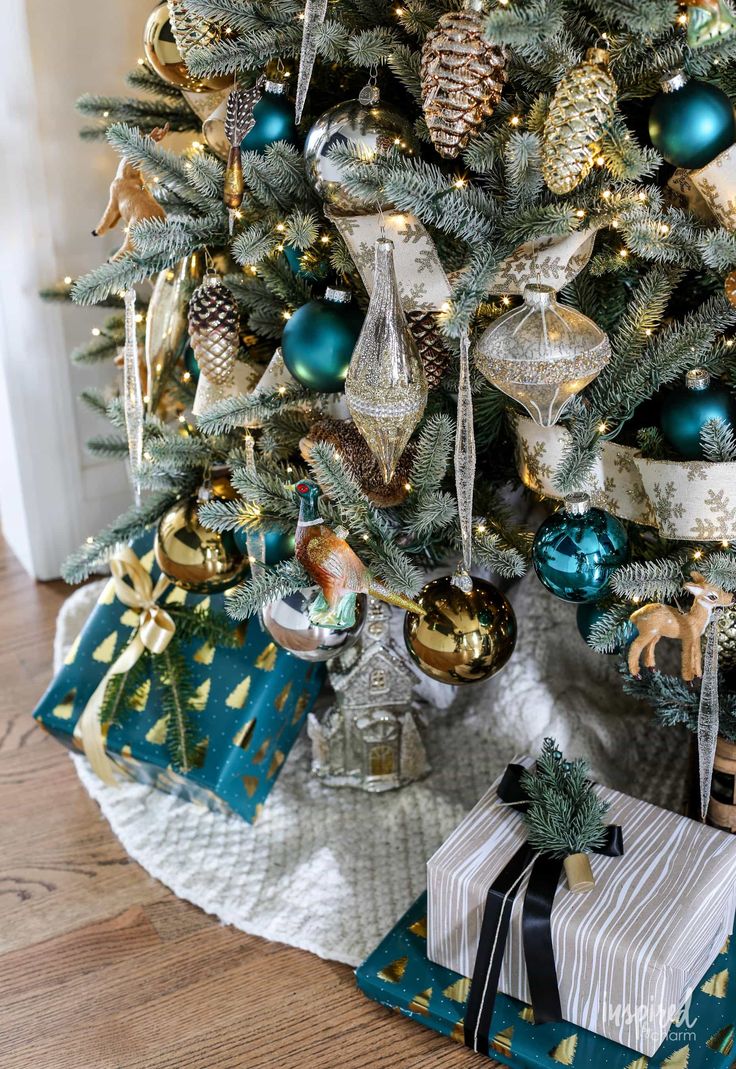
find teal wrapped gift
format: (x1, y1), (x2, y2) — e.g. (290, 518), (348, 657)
(357, 893), (736, 1068)
(33, 532), (324, 822)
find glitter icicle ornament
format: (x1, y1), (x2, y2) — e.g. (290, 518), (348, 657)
(420, 0), (507, 159)
(542, 45), (617, 195)
(188, 275), (240, 386)
(474, 284), (610, 426)
(345, 238), (428, 482)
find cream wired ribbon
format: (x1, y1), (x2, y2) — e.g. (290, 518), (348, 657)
(75, 548), (176, 786)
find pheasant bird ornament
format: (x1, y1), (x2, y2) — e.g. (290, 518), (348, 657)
(294, 480), (426, 629)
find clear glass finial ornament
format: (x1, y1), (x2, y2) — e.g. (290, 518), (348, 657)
(474, 284), (610, 426)
(345, 238), (428, 482)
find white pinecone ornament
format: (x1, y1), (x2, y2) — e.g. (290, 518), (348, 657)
(542, 46), (617, 195)
(420, 4), (508, 159)
(188, 275), (240, 385)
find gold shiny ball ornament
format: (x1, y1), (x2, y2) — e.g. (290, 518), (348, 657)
(155, 491), (248, 593)
(143, 3), (231, 93)
(404, 575), (517, 685)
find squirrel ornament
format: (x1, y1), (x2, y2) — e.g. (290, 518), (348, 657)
(92, 125), (169, 260)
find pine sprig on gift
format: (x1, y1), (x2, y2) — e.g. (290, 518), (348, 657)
(520, 739), (610, 859)
(155, 638), (200, 773)
(100, 656), (150, 727)
(167, 604), (243, 647)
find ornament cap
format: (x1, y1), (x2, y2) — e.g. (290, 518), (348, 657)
(686, 367), (711, 390)
(201, 273), (223, 288)
(264, 78), (288, 95)
(358, 83), (381, 106)
(584, 46), (610, 66)
(324, 286), (352, 305)
(564, 492), (591, 516)
(661, 69), (689, 93)
(523, 283), (556, 310)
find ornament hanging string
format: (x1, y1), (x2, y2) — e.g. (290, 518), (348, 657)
(698, 611), (722, 819)
(122, 288), (145, 505)
(75, 547), (175, 786)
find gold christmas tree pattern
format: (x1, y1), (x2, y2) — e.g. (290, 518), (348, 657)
(345, 238), (428, 482)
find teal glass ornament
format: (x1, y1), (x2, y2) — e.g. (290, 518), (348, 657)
(660, 368), (736, 459)
(183, 343), (199, 382)
(649, 71), (735, 169)
(281, 287), (364, 392)
(241, 81), (296, 153)
(532, 494), (628, 603)
(233, 526), (295, 564)
(576, 601), (637, 653)
(282, 244), (329, 282)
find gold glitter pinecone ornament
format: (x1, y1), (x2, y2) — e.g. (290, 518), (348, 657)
(718, 605), (736, 669)
(420, 4), (508, 159)
(188, 274), (240, 385)
(542, 46), (618, 195)
(300, 419), (415, 508)
(406, 310), (453, 390)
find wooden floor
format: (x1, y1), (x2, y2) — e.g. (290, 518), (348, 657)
(0, 535), (488, 1069)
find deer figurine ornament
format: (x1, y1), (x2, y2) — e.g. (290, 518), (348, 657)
(92, 125), (169, 261)
(628, 571), (733, 682)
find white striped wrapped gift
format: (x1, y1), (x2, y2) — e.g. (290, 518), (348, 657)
(427, 755), (736, 1057)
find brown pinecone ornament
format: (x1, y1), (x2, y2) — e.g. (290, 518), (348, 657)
(542, 47), (617, 195)
(300, 419), (415, 508)
(168, 0), (224, 58)
(406, 310), (452, 390)
(718, 605), (736, 669)
(420, 6), (508, 159)
(188, 275), (240, 385)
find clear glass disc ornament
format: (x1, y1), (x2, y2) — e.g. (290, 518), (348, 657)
(474, 284), (610, 426)
(345, 238), (428, 482)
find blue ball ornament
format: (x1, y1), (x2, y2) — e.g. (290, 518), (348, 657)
(241, 83), (296, 153)
(649, 72), (735, 169)
(660, 368), (736, 460)
(281, 288), (364, 392)
(282, 243), (329, 282)
(183, 343), (200, 382)
(533, 494), (628, 603)
(576, 601), (637, 654)
(233, 526), (295, 564)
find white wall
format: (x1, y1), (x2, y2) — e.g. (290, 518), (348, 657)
(0, 0), (154, 579)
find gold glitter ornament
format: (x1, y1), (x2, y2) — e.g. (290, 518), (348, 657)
(345, 238), (428, 483)
(542, 46), (617, 195)
(188, 275), (240, 386)
(474, 284), (610, 426)
(420, 0), (507, 159)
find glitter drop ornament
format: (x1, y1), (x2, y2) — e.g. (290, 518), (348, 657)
(541, 45), (617, 195)
(474, 284), (610, 427)
(345, 238), (428, 483)
(420, 0), (508, 159)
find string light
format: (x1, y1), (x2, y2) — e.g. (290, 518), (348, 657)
(619, 247), (629, 258)
(404, 482), (412, 492)
(282, 310), (292, 320)
(91, 327), (101, 336)
(509, 115), (521, 127)
(476, 523), (487, 534)
(453, 177), (467, 189)
(598, 422), (608, 434)
(693, 549), (703, 560)
(63, 275), (72, 285)
(182, 371), (191, 383)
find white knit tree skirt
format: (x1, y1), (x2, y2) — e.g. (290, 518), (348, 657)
(57, 576), (689, 967)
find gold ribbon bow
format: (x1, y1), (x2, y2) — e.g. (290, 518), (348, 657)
(76, 547), (175, 785)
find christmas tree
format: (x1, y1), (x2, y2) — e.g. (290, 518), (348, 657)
(53, 0), (736, 780)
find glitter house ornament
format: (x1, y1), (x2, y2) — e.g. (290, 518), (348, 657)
(542, 45), (617, 195)
(404, 574), (517, 685)
(649, 71), (735, 170)
(660, 368), (736, 460)
(303, 94), (418, 215)
(345, 238), (428, 482)
(532, 494), (628, 603)
(420, 0), (507, 159)
(474, 284), (610, 427)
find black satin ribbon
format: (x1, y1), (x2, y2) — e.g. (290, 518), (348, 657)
(464, 763), (624, 1056)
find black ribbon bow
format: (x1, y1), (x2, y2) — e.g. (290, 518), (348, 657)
(464, 763), (624, 1056)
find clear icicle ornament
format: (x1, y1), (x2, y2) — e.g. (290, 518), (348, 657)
(122, 288), (144, 505)
(452, 331), (475, 594)
(295, 0), (329, 125)
(345, 238), (428, 482)
(474, 284), (610, 426)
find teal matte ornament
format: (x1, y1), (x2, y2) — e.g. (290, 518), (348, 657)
(576, 601), (637, 653)
(533, 494), (628, 603)
(281, 287), (364, 392)
(183, 343), (199, 382)
(660, 367), (736, 459)
(649, 70), (735, 169)
(233, 526), (295, 564)
(241, 80), (296, 153)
